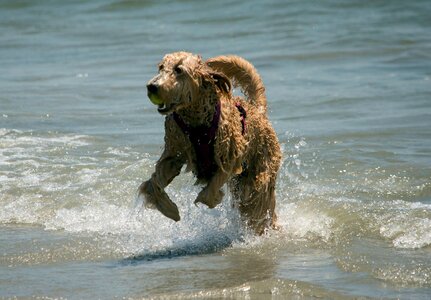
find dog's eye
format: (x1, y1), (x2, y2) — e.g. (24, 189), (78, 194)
(158, 65), (164, 72)
(174, 66), (183, 75)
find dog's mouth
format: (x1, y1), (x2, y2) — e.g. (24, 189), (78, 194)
(157, 103), (175, 115)
(156, 97), (186, 115)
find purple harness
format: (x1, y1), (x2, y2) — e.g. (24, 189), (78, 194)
(235, 102), (247, 135)
(173, 101), (246, 180)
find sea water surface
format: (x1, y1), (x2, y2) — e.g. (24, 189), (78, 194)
(1, 0), (430, 299)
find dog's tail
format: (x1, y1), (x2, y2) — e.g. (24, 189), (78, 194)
(206, 55), (267, 113)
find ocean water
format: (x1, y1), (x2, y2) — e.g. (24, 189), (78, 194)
(1, 0), (430, 298)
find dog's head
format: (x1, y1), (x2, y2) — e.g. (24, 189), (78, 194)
(147, 52), (231, 115)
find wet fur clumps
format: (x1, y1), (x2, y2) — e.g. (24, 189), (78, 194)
(139, 52), (281, 235)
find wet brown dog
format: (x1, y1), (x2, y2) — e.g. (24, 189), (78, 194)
(139, 52), (281, 234)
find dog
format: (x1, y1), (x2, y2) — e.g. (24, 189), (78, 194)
(139, 52), (281, 234)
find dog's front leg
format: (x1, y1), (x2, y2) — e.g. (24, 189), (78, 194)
(139, 154), (184, 221)
(195, 169), (229, 208)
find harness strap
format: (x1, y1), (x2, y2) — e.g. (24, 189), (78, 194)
(235, 102), (247, 135)
(173, 101), (221, 140)
(172, 101), (246, 180)
(173, 102), (221, 179)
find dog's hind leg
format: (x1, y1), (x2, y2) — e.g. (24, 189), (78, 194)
(234, 174), (278, 235)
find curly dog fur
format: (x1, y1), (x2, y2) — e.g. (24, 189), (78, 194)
(139, 52), (281, 234)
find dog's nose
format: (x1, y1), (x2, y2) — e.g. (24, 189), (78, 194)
(147, 83), (159, 94)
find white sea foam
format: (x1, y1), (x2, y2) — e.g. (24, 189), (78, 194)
(43, 189), (245, 256)
(277, 202), (335, 243)
(0, 129), (90, 147)
(1, 128), (430, 257)
(0, 195), (43, 225)
(379, 209), (431, 249)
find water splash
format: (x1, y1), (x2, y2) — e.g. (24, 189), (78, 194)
(1, 129), (430, 258)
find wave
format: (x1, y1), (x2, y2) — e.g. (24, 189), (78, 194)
(1, 128), (430, 255)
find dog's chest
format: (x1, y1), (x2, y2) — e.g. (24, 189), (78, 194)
(173, 102), (221, 180)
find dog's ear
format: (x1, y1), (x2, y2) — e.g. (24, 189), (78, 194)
(210, 72), (231, 95)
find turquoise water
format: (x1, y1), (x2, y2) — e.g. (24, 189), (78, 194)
(1, 0), (430, 298)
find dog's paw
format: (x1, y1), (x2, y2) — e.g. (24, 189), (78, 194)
(138, 181), (156, 209)
(195, 188), (224, 208)
(138, 180), (180, 222)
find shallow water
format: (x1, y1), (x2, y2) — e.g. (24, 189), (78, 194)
(1, 0), (431, 299)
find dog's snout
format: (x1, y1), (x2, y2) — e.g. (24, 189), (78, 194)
(147, 83), (159, 94)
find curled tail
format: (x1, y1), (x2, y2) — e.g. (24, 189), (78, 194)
(206, 55), (267, 114)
